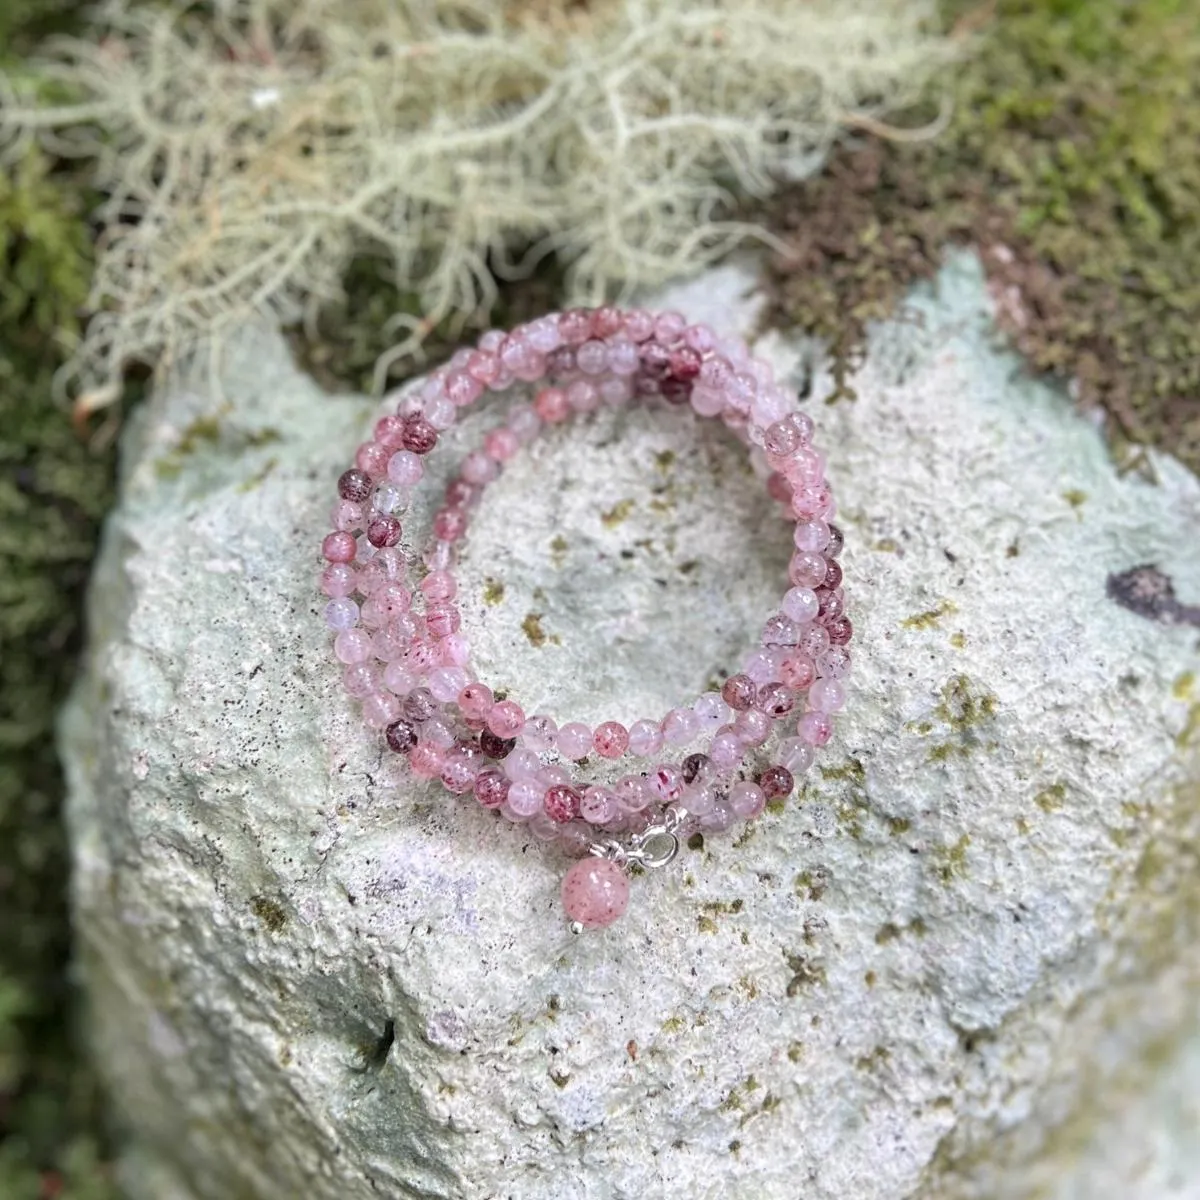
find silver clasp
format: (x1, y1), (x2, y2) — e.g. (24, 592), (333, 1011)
(588, 805), (687, 870)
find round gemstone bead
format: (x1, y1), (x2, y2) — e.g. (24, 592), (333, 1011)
(728, 781), (766, 820)
(721, 674), (756, 711)
(487, 700), (525, 739)
(561, 858), (629, 929)
(592, 721), (629, 759)
(385, 718), (418, 754)
(543, 784), (582, 823)
(556, 722), (593, 760)
(627, 719), (663, 758)
(474, 770), (510, 809)
(758, 765), (794, 799)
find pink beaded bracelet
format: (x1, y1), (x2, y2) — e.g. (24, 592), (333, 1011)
(318, 306), (851, 930)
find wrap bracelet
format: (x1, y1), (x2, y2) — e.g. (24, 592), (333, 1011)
(318, 306), (851, 929)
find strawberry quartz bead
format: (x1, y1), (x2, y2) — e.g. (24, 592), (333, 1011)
(562, 857), (630, 929)
(544, 784), (582, 823)
(402, 415), (438, 454)
(487, 700), (525, 739)
(322, 531), (357, 563)
(367, 515), (402, 548)
(721, 674), (756, 711)
(592, 721), (629, 759)
(337, 469), (373, 503)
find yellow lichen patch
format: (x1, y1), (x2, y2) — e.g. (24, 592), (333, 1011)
(902, 599), (959, 630)
(600, 498), (636, 528)
(949, 631), (967, 649)
(1062, 489), (1088, 514)
(930, 835), (971, 886)
(1035, 782), (1067, 813)
(483, 578), (505, 605)
(522, 612), (547, 647)
(1173, 672), (1195, 701)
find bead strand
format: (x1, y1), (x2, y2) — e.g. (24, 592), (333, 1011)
(318, 307), (852, 927)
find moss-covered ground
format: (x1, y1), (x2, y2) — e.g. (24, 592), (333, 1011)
(1, 2), (1198, 1198)
(759, 0), (1200, 475)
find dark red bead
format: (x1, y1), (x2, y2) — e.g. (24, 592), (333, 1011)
(474, 769), (510, 809)
(825, 616), (853, 645)
(816, 587), (845, 621)
(444, 478), (477, 508)
(638, 340), (671, 377)
(668, 346), (702, 380)
(755, 682), (795, 719)
(367, 515), (402, 548)
(402, 415), (438, 455)
(822, 558), (843, 589)
(385, 719), (418, 754)
(480, 730), (516, 759)
(825, 524), (845, 558)
(758, 765), (794, 799)
(544, 784), (582, 823)
(660, 376), (692, 405)
(681, 753), (711, 785)
(721, 673), (757, 711)
(337, 468), (373, 504)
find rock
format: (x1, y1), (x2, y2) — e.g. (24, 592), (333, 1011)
(60, 253), (1200, 1200)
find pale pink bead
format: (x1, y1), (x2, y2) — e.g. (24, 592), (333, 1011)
(440, 751), (478, 795)
(709, 730), (743, 772)
(615, 775), (652, 813)
(797, 711), (833, 746)
(580, 786), (619, 825)
(701, 799), (736, 834)
(508, 404), (541, 442)
(421, 717), (457, 749)
(684, 784), (716, 818)
(463, 349), (498, 384)
(660, 707), (698, 746)
(817, 646), (852, 680)
(777, 736), (815, 775)
(320, 563), (356, 598)
(445, 370), (483, 407)
(780, 653), (817, 691)
(484, 427), (520, 462)
(507, 778), (544, 818)
(488, 700), (526, 738)
(373, 625), (409, 661)
(458, 682), (493, 720)
(461, 450), (498, 486)
(750, 387), (790, 428)
(355, 441), (391, 477)
(627, 718), (663, 758)
(791, 483), (833, 520)
(690, 386), (726, 418)
(684, 322), (716, 353)
(557, 722), (593, 760)
(333, 628), (373, 664)
(624, 309), (655, 341)
(331, 499), (362, 532)
(599, 376), (634, 405)
(650, 764), (684, 803)
(440, 632), (470, 666)
(409, 742), (445, 779)
(797, 623), (831, 658)
(521, 714), (558, 752)
(558, 309), (594, 345)
(743, 649), (779, 686)
(385, 449), (423, 488)
(427, 666), (469, 703)
(783, 447), (825, 486)
(322, 531), (357, 563)
(361, 691), (401, 729)
(654, 311), (686, 342)
(479, 328), (506, 352)
(433, 508), (468, 541)
(324, 597), (359, 631)
(526, 316), (562, 353)
(808, 677), (846, 713)
(423, 394), (457, 431)
(607, 337), (640, 375)
(728, 781), (766, 820)
(592, 721), (629, 759)
(782, 586), (820, 623)
(764, 420), (801, 458)
(566, 379), (599, 412)
(538, 763), (571, 789)
(534, 386), (570, 423)
(504, 748), (543, 782)
(562, 857), (629, 928)
(450, 347), (473, 370)
(420, 570), (456, 602)
(342, 662), (379, 699)
(424, 540), (454, 572)
(734, 708), (771, 746)
(383, 661), (419, 694)
(576, 339), (609, 374)
(425, 604), (460, 639)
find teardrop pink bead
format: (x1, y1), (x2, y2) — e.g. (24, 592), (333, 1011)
(561, 858), (630, 929)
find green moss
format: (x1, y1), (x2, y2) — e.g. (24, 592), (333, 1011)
(249, 896), (288, 934)
(761, 0), (1200, 474)
(0, 37), (121, 1197)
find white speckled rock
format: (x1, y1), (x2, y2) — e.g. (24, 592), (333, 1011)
(61, 254), (1200, 1200)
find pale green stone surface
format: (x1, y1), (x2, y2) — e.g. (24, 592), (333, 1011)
(61, 255), (1200, 1199)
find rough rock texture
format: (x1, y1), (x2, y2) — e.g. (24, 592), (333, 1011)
(60, 255), (1200, 1200)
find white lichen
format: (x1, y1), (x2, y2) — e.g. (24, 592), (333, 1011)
(0, 0), (954, 402)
